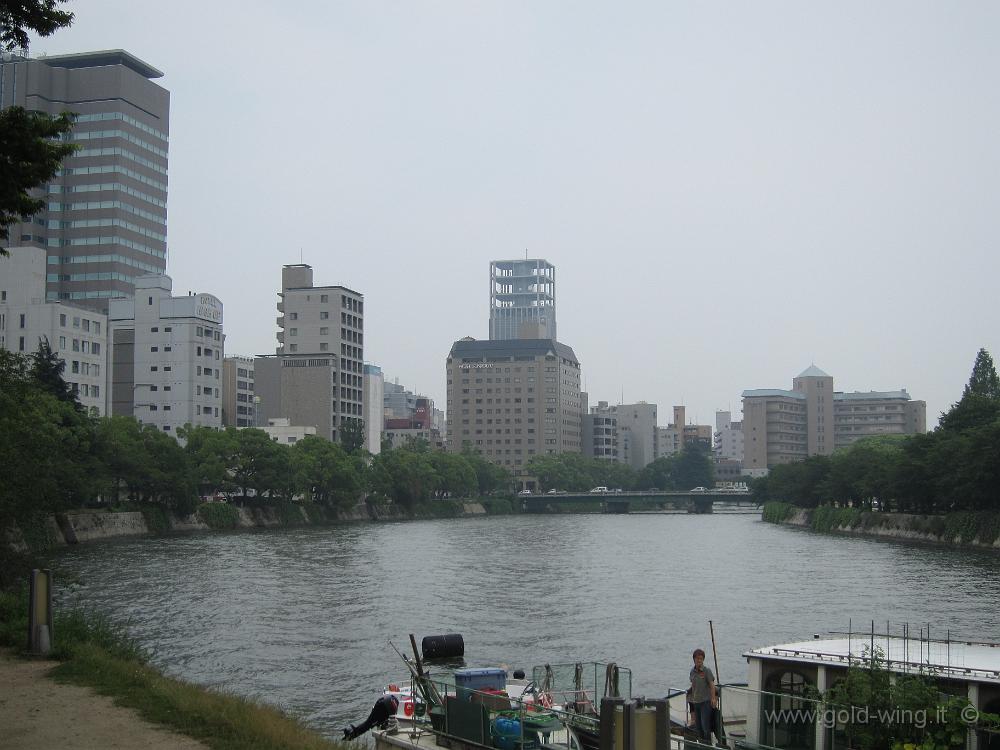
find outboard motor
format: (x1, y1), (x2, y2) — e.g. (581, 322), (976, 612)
(343, 695), (399, 740)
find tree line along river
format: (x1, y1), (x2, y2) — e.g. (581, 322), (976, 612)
(48, 513), (1000, 740)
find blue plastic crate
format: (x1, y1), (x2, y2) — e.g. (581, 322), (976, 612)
(455, 667), (507, 692)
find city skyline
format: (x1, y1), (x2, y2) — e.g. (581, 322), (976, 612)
(17, 1), (1000, 429)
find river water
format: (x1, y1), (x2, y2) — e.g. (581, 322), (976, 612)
(48, 513), (1000, 739)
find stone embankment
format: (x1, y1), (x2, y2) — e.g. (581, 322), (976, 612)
(8, 501), (488, 551)
(776, 508), (1000, 551)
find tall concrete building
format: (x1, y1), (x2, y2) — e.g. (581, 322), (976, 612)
(1, 50), (169, 311)
(616, 402), (658, 470)
(0, 246), (108, 414)
(742, 366), (927, 472)
(222, 355), (255, 427)
(714, 410), (744, 463)
(108, 275), (223, 434)
(582, 400), (618, 461)
(362, 363), (384, 454)
(489, 259), (556, 340)
(254, 265), (363, 443)
(445, 337), (582, 484)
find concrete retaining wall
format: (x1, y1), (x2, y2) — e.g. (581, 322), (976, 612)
(9, 499), (492, 549)
(776, 509), (1000, 550)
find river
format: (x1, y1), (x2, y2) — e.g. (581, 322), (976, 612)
(47, 513), (1000, 739)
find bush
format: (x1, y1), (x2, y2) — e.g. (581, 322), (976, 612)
(0, 586), (28, 649)
(762, 502), (797, 523)
(196, 502), (239, 530)
(480, 497), (515, 515)
(811, 505), (861, 533)
(139, 505), (171, 534)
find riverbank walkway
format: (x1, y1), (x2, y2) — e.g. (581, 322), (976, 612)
(0, 650), (208, 750)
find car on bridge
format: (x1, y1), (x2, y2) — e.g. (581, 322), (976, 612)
(690, 486), (708, 492)
(589, 486), (609, 493)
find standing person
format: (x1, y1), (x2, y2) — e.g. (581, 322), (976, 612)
(689, 648), (717, 744)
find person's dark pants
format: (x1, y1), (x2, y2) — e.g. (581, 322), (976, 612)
(692, 700), (714, 743)
(345, 698), (395, 739)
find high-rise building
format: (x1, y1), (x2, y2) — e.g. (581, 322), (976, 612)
(1, 50), (170, 311)
(362, 363), (384, 454)
(222, 355), (255, 427)
(0, 246), (108, 414)
(445, 337), (582, 482)
(254, 265), (363, 443)
(616, 402), (658, 470)
(582, 400), (618, 461)
(489, 259), (556, 340)
(714, 410), (744, 463)
(742, 366), (927, 472)
(108, 275), (224, 434)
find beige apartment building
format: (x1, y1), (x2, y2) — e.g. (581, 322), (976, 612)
(743, 366), (926, 472)
(254, 265), (364, 443)
(445, 337), (582, 483)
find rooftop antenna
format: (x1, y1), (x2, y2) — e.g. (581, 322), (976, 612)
(300, 248), (303, 264)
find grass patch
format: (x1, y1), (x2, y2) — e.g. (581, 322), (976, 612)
(50, 641), (343, 750)
(196, 502), (240, 530)
(0, 586), (28, 650)
(0, 589), (343, 750)
(762, 502), (797, 524)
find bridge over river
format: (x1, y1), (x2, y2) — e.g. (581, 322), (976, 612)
(519, 489), (760, 514)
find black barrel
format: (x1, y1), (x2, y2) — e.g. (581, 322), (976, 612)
(421, 633), (464, 660)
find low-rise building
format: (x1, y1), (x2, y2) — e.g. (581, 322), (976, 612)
(109, 274), (224, 435)
(0, 247), (108, 413)
(743, 366), (927, 471)
(261, 417), (315, 445)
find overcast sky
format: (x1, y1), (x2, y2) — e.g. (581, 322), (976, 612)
(29, 1), (1000, 429)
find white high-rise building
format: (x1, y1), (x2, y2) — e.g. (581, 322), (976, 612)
(489, 259), (556, 340)
(109, 275), (224, 435)
(363, 363), (384, 454)
(0, 247), (108, 413)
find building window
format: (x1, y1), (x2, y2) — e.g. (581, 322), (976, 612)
(320, 311), (329, 320)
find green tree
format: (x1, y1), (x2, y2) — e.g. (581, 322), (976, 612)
(1, 0), (77, 254)
(1, 107), (77, 253)
(1, 0), (74, 51)
(294, 436), (363, 508)
(339, 418), (365, 454)
(671, 446), (714, 491)
(92, 415), (146, 504)
(369, 448), (437, 507)
(939, 348), (1000, 432)
(30, 337), (81, 409)
(429, 452), (477, 498)
(229, 428), (285, 499)
(181, 425), (236, 499)
(0, 349), (93, 522)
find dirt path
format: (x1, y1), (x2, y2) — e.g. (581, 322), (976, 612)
(0, 651), (208, 750)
